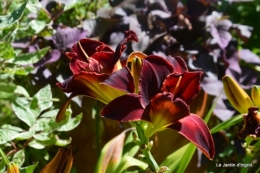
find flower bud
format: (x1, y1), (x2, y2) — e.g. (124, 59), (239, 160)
(222, 75), (254, 114)
(7, 162), (19, 173)
(40, 147), (74, 173)
(251, 85), (260, 108)
(132, 57), (143, 94)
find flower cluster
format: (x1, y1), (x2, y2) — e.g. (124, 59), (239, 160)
(57, 30), (215, 159)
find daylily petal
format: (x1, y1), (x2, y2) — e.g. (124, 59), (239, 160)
(168, 114), (215, 160)
(161, 71), (203, 103)
(58, 72), (128, 103)
(113, 30), (138, 66)
(140, 56), (174, 107)
(69, 57), (103, 75)
(165, 56), (188, 73)
(68, 39), (114, 61)
(101, 94), (151, 122)
(102, 67), (135, 93)
(149, 92), (189, 130)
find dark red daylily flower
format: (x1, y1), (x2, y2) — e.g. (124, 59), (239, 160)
(56, 30), (138, 122)
(101, 55), (215, 160)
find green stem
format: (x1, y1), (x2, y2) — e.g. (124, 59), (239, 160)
(240, 153), (254, 173)
(0, 147), (10, 165)
(141, 148), (159, 172)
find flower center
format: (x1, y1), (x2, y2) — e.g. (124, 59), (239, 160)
(78, 41), (89, 60)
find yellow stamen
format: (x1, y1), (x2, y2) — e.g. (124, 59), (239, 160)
(173, 76), (182, 95)
(78, 41), (89, 60)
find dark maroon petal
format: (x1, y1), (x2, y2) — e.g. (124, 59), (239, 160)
(149, 92), (189, 129)
(70, 39), (114, 61)
(113, 30), (139, 65)
(165, 56), (188, 73)
(69, 57), (101, 75)
(91, 52), (117, 73)
(161, 71), (203, 103)
(140, 55), (174, 107)
(102, 67), (135, 93)
(101, 94), (151, 122)
(168, 114), (215, 160)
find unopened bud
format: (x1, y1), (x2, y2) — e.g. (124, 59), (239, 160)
(7, 162), (19, 173)
(132, 57), (142, 94)
(251, 85), (260, 108)
(222, 75), (254, 114)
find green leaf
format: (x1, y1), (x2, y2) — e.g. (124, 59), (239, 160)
(0, 159), (5, 173)
(20, 162), (38, 173)
(0, 42), (15, 60)
(0, 22), (19, 42)
(27, 0), (43, 13)
(210, 114), (243, 134)
(28, 139), (45, 149)
(0, 83), (30, 98)
(29, 20), (46, 34)
(160, 143), (193, 172)
(122, 130), (139, 158)
(64, 0), (85, 11)
(0, 66), (34, 75)
(33, 84), (53, 114)
(0, 125), (23, 144)
(40, 109), (59, 118)
(16, 127), (35, 140)
(95, 129), (131, 173)
(12, 97), (36, 126)
(57, 114), (82, 132)
(34, 109), (81, 133)
(7, 47), (50, 65)
(0, 1), (28, 28)
(114, 156), (147, 173)
(12, 149), (25, 167)
(55, 137), (72, 147)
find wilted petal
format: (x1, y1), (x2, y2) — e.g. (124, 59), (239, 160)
(161, 71), (202, 103)
(140, 56), (174, 107)
(101, 94), (150, 122)
(168, 114), (215, 160)
(56, 91), (80, 123)
(40, 147), (74, 173)
(238, 107), (260, 139)
(165, 56), (188, 73)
